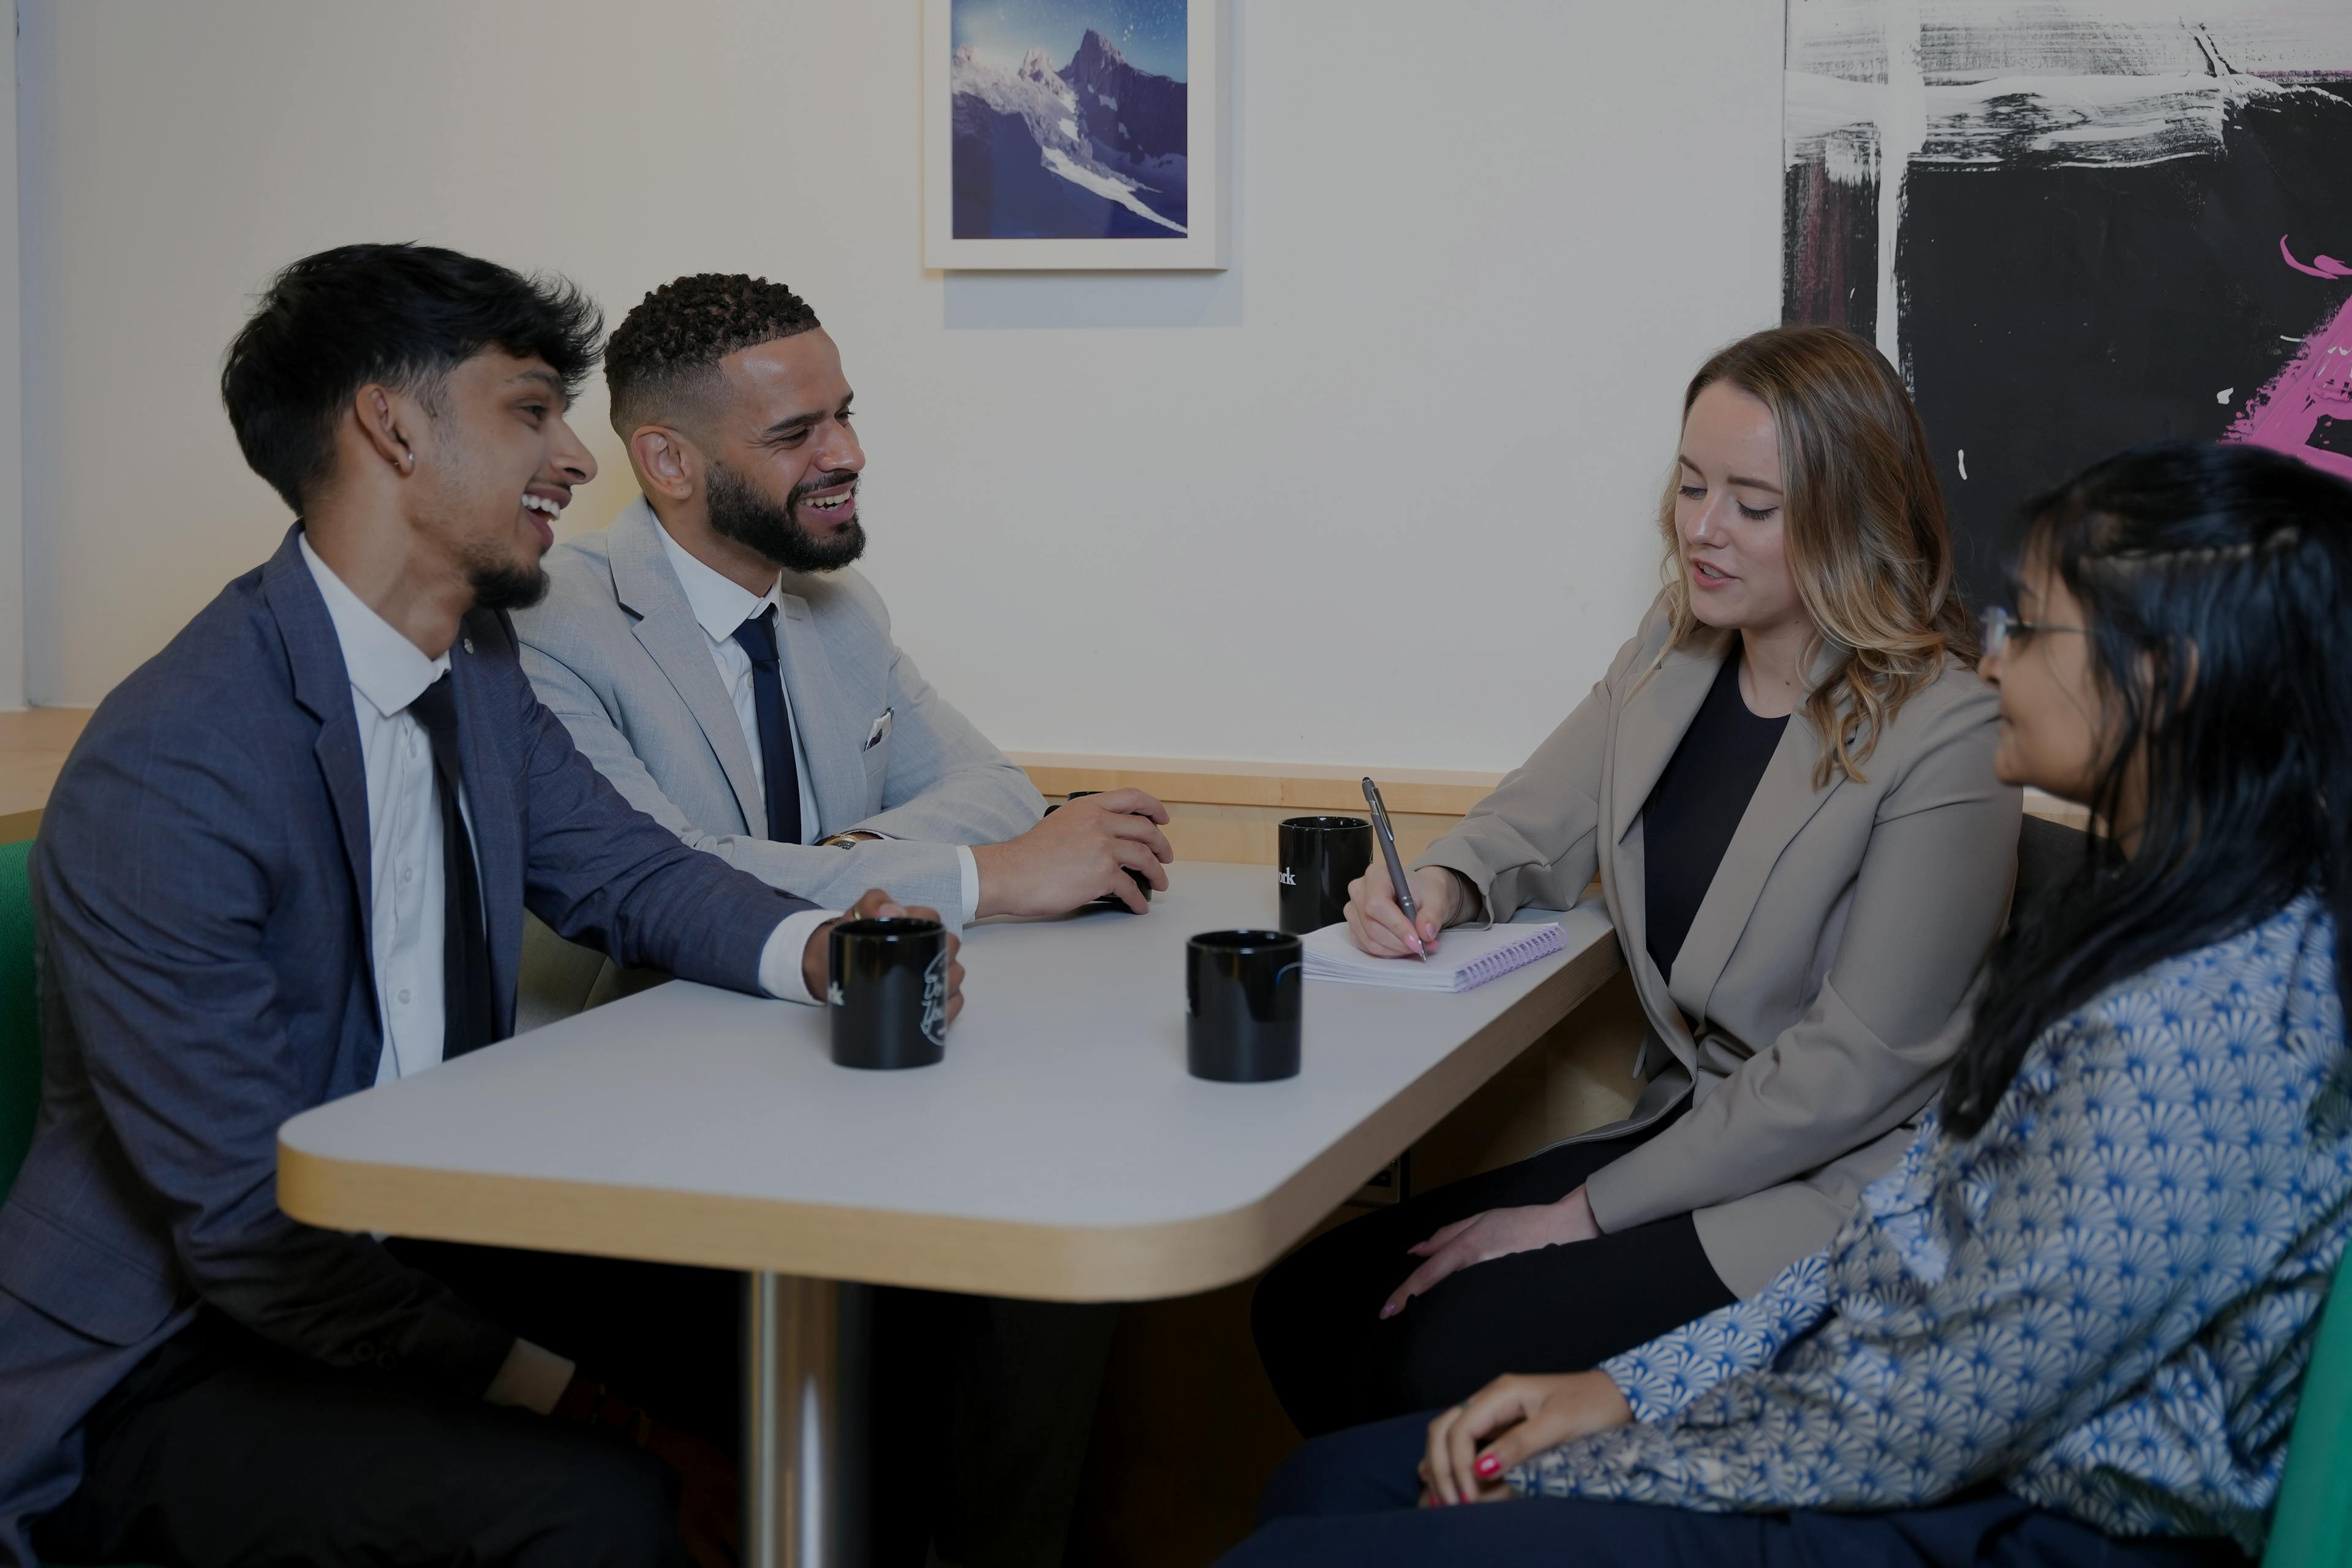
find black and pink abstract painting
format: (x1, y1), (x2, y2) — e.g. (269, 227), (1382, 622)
(1782, 2), (2352, 606)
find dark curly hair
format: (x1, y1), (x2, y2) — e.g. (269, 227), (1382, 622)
(221, 243), (601, 514)
(605, 273), (821, 435)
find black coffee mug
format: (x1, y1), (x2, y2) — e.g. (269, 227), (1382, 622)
(1277, 815), (1373, 935)
(828, 917), (950, 1070)
(1186, 929), (1303, 1082)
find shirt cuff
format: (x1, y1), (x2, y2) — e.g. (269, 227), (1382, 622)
(956, 845), (980, 927)
(759, 907), (842, 1005)
(484, 1336), (576, 1414)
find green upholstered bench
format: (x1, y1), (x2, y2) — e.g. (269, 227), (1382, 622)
(2266, 1257), (2352, 1567)
(1, 839), (40, 1201)
(0, 837), (161, 1568)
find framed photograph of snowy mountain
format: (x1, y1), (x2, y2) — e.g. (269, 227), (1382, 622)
(924, 0), (1227, 270)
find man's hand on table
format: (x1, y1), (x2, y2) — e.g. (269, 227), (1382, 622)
(800, 889), (965, 1025)
(552, 1372), (738, 1567)
(972, 786), (1174, 916)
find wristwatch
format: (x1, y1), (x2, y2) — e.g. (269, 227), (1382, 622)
(818, 831), (883, 850)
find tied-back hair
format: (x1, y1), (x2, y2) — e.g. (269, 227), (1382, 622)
(1942, 440), (2352, 1139)
(1656, 326), (1975, 786)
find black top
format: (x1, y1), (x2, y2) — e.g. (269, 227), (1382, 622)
(1641, 654), (1789, 981)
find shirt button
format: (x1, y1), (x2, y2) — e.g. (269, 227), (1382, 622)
(401, 865), (417, 884)
(396, 987), (413, 1005)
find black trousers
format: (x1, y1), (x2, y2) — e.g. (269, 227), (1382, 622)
(1219, 1411), (2251, 1567)
(1252, 1120), (1735, 1438)
(34, 1305), (693, 1568)
(383, 1241), (1118, 1568)
(870, 1289), (1118, 1568)
(35, 1243), (1114, 1568)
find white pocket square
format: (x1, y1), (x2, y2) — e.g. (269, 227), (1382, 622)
(863, 709), (893, 750)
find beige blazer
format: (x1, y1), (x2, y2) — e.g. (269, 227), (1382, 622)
(1416, 599), (2020, 1296)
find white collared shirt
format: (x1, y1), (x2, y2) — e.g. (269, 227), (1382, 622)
(300, 536), (467, 1092)
(654, 522), (821, 842)
(299, 534), (826, 1414)
(654, 522), (980, 922)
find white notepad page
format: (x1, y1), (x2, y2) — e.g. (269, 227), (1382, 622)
(1299, 921), (1565, 993)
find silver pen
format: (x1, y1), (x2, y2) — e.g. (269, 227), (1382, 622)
(1361, 776), (1428, 962)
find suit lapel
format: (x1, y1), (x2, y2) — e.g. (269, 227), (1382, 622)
(773, 588), (864, 835)
(262, 527), (382, 1079)
(450, 620), (524, 1039)
(1603, 630), (1728, 995)
(608, 502), (767, 835)
(264, 530), (372, 946)
(1665, 650), (1847, 1030)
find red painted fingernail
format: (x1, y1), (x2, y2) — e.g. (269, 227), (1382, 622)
(1475, 1454), (1501, 1478)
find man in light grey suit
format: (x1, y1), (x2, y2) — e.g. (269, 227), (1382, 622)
(514, 273), (1150, 1568)
(513, 273), (1172, 939)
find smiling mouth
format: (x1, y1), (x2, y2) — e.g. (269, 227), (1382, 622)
(519, 491), (566, 546)
(799, 481), (858, 520)
(1690, 558), (1735, 584)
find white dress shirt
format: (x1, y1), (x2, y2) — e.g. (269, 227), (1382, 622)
(299, 537), (827, 1414)
(654, 524), (981, 923)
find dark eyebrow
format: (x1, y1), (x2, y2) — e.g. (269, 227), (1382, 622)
(760, 392), (854, 440)
(1676, 454), (1784, 496)
(508, 368), (572, 409)
(760, 409), (824, 439)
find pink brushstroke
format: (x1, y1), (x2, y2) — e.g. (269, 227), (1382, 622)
(2280, 235), (2352, 279)
(2226, 287), (2352, 483)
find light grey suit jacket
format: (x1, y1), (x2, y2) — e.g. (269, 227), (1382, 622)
(1416, 598), (2020, 1296)
(514, 497), (1044, 925)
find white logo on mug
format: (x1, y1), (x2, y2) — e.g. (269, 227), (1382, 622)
(1278, 868), (1297, 886)
(921, 949), (950, 1047)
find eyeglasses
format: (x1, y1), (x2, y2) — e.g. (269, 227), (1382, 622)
(1980, 606), (2085, 660)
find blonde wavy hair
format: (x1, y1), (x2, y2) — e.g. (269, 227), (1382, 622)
(1656, 325), (1975, 786)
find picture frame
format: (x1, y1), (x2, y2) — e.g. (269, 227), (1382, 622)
(922, 0), (1228, 271)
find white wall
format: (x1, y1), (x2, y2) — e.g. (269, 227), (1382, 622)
(0, 0), (25, 711)
(15, 0), (1784, 772)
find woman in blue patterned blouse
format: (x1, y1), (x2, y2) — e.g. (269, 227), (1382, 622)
(1221, 440), (2352, 1568)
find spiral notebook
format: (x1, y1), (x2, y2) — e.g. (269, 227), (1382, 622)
(1300, 921), (1564, 993)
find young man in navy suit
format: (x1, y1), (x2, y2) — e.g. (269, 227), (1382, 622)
(0, 243), (958, 1568)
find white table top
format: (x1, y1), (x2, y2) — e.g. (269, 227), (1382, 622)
(279, 862), (1619, 1302)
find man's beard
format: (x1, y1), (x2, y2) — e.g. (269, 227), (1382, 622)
(707, 460), (866, 574)
(465, 551), (549, 612)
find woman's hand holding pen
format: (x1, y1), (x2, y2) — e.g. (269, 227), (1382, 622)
(1344, 862), (1463, 958)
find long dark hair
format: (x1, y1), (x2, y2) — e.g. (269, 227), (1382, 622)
(1943, 441), (2352, 1138)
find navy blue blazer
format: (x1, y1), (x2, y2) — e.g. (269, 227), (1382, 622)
(0, 527), (816, 1545)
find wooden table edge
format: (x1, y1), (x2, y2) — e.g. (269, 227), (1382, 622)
(280, 934), (1624, 1302)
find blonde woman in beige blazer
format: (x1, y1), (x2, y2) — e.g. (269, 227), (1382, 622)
(1253, 326), (2022, 1439)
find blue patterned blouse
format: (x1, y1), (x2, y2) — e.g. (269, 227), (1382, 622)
(1516, 896), (2350, 1555)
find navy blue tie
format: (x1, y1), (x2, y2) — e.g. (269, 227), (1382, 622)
(729, 606), (802, 845)
(407, 673), (497, 1060)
